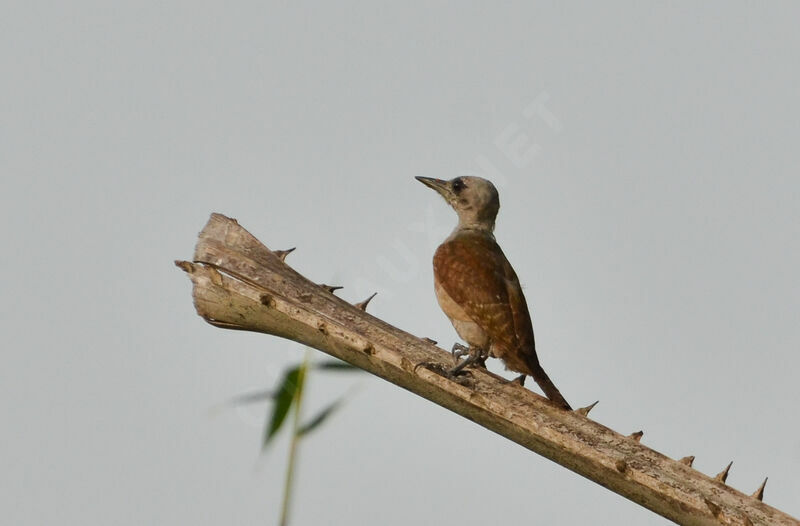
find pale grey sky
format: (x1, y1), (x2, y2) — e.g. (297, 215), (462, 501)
(2, 2), (799, 525)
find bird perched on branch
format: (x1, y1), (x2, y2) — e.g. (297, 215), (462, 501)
(416, 176), (571, 410)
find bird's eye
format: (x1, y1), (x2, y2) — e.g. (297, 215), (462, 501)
(451, 178), (465, 193)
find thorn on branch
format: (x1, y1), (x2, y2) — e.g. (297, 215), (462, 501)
(174, 260), (194, 273)
(628, 431), (643, 442)
(422, 337), (438, 345)
(715, 461), (733, 483)
(354, 292), (377, 311)
(319, 284), (343, 294)
(575, 401), (598, 416)
(678, 456), (695, 467)
(273, 247), (295, 261)
(752, 478), (767, 501)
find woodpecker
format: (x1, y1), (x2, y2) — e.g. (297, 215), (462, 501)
(416, 176), (571, 410)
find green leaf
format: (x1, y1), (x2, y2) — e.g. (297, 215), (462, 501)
(297, 397), (345, 437)
(263, 366), (302, 448)
(314, 359), (360, 372)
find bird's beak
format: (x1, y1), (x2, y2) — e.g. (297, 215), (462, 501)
(415, 176), (451, 199)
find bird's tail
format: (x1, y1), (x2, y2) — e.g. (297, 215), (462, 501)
(528, 361), (572, 410)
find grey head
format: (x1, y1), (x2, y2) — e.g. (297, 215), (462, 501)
(415, 176), (500, 232)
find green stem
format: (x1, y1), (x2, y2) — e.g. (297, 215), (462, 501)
(279, 349), (310, 526)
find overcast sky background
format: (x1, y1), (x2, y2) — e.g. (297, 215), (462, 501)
(2, 2), (799, 525)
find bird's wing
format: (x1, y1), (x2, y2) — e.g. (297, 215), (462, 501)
(499, 250), (537, 355)
(433, 232), (533, 370)
(435, 232), (571, 409)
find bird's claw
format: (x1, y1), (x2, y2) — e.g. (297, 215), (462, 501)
(415, 361), (474, 384)
(446, 345), (488, 376)
(416, 345), (487, 379)
(414, 361), (445, 374)
(451, 343), (470, 361)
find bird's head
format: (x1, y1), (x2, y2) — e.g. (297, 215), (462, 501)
(415, 176), (500, 231)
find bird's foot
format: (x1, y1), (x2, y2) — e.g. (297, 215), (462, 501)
(474, 347), (490, 368)
(445, 346), (487, 377)
(451, 343), (470, 361)
(473, 353), (488, 369)
(415, 360), (475, 386)
(414, 361), (448, 375)
(416, 345), (486, 380)
(414, 343), (469, 374)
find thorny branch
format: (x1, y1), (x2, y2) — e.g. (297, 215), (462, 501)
(176, 213), (798, 526)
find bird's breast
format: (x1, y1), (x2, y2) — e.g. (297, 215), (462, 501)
(434, 280), (490, 349)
